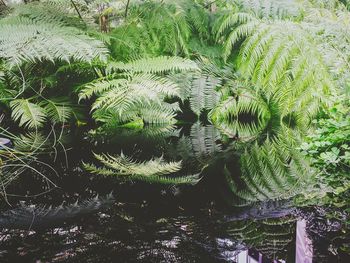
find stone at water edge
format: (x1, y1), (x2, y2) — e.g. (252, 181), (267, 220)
(0, 138), (12, 149)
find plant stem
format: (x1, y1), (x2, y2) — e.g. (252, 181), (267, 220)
(125, 0), (131, 19)
(70, 0), (83, 21)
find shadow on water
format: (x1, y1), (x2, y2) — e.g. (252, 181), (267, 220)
(0, 122), (349, 262)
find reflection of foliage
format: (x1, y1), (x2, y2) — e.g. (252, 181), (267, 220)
(0, 193), (114, 229)
(211, 86), (271, 123)
(225, 216), (295, 259)
(12, 129), (70, 156)
(84, 153), (200, 185)
(213, 119), (265, 141)
(172, 123), (222, 163)
(223, 126), (316, 206)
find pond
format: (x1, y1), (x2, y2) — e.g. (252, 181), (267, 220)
(0, 123), (349, 262)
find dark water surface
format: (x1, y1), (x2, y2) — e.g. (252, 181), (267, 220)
(0, 124), (349, 262)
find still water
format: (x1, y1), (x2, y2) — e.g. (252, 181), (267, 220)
(0, 123), (348, 262)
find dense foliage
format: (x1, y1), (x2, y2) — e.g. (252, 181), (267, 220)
(301, 99), (350, 207)
(0, 0), (349, 216)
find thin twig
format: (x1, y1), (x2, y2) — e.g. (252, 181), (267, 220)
(70, 0), (84, 21)
(125, 0), (131, 19)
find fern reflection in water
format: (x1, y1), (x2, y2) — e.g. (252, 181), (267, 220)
(223, 216), (296, 261)
(208, 108), (317, 206)
(84, 152), (200, 185)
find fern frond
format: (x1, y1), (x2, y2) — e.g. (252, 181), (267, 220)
(107, 56), (198, 74)
(218, 18), (335, 119)
(90, 73), (179, 113)
(40, 98), (73, 123)
(109, 1), (203, 59)
(10, 99), (47, 129)
(216, 12), (256, 40)
(137, 103), (178, 124)
(80, 55), (197, 125)
(0, 16), (108, 66)
(235, 0), (304, 19)
(78, 78), (129, 101)
(189, 73), (221, 115)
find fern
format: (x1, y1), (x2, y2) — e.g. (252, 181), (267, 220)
(10, 0), (87, 28)
(10, 99), (47, 129)
(109, 1), (209, 60)
(189, 73), (221, 115)
(217, 16), (336, 120)
(107, 56), (198, 74)
(40, 98), (74, 123)
(79, 56), (197, 125)
(234, 0), (304, 19)
(0, 15), (108, 66)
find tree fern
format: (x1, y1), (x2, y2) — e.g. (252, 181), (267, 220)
(217, 16), (335, 120)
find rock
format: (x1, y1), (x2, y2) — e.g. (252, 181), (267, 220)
(0, 137), (11, 149)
